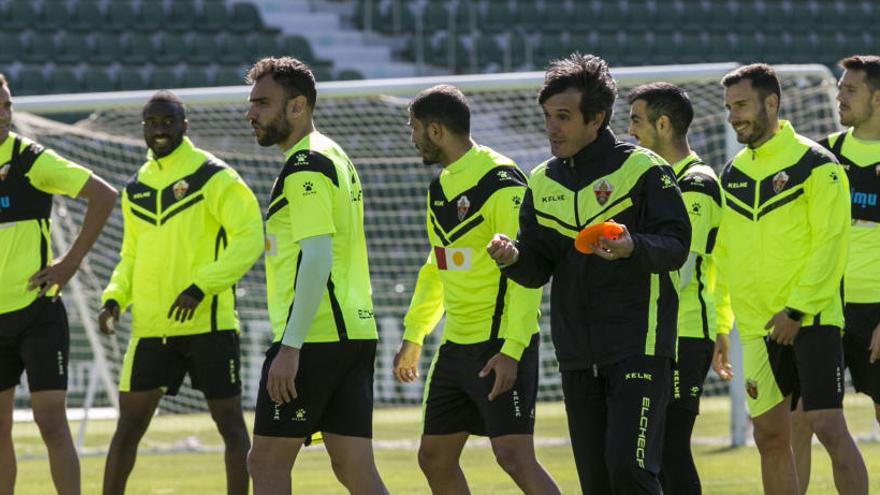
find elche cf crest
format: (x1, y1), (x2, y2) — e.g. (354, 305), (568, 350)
(172, 179), (189, 200)
(0, 163), (9, 181)
(594, 179), (612, 206)
(772, 171), (789, 194)
(457, 195), (470, 221)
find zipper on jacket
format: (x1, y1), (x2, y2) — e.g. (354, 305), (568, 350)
(570, 157), (581, 226)
(592, 364), (598, 377)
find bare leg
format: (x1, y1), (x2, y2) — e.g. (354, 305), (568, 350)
(207, 395), (251, 495)
(31, 390), (80, 495)
(752, 397), (798, 495)
(418, 433), (470, 495)
(102, 390), (162, 495)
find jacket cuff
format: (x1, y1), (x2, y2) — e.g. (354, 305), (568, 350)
(183, 284), (205, 302)
(402, 327), (427, 346)
(103, 299), (119, 313)
(500, 339), (525, 361)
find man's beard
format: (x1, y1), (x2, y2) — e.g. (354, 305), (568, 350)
(257, 110), (294, 147)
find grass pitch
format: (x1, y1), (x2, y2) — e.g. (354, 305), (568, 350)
(11, 395), (880, 494)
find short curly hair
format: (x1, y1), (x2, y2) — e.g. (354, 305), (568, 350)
(246, 57), (317, 109)
(538, 53), (617, 128)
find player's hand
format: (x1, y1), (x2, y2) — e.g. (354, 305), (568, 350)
(486, 234), (519, 266)
(712, 333), (733, 381)
(590, 223), (634, 261)
(869, 322), (880, 364)
(393, 340), (422, 383)
(765, 310), (801, 346)
(98, 300), (120, 335)
(268, 345), (300, 404)
(28, 254), (80, 300)
(167, 285), (204, 322)
(479, 353), (518, 401)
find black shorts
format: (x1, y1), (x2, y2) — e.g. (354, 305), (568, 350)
(766, 325), (845, 412)
(423, 334), (539, 438)
(0, 297), (69, 392)
(844, 303), (880, 404)
(253, 339), (377, 439)
(670, 337), (714, 414)
(119, 331), (241, 399)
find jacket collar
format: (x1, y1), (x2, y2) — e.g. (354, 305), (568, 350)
(749, 120), (795, 159)
(568, 127), (616, 167)
(147, 136), (195, 169)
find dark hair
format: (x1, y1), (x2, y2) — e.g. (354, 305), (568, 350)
(627, 82), (694, 138)
(840, 55), (880, 93)
(246, 57), (317, 109)
(409, 84), (471, 136)
(146, 90), (185, 115)
(538, 53), (617, 128)
(0, 73), (6, 89)
(720, 63), (781, 103)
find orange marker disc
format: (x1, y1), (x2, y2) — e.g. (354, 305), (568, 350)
(574, 222), (624, 254)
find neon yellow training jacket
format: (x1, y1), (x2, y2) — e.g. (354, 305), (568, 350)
(102, 138), (263, 337)
(715, 121), (850, 338)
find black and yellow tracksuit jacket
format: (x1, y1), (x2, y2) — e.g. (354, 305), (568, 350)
(502, 129), (691, 371)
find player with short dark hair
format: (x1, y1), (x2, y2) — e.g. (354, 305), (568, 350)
(394, 84), (559, 495)
(792, 54), (880, 494)
(244, 57), (387, 495)
(99, 90), (262, 495)
(488, 53), (691, 494)
(628, 81), (723, 495)
(714, 63), (867, 494)
(0, 73), (117, 495)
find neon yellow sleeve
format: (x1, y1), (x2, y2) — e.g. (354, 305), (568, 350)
(191, 170), (264, 295)
(102, 191), (136, 310)
(785, 163), (850, 315)
(492, 186), (541, 361)
(402, 250), (445, 345)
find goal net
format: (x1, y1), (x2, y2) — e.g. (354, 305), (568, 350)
(11, 62), (841, 445)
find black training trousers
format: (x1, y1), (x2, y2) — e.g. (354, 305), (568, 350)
(561, 355), (671, 495)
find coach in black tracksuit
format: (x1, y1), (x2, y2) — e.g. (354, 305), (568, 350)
(487, 54), (691, 494)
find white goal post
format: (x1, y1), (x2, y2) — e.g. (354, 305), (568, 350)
(11, 62), (840, 449)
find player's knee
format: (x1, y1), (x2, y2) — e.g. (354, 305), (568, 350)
(753, 425), (789, 454)
(804, 411), (845, 439)
(212, 411), (247, 442)
(607, 458), (649, 489)
(417, 444), (453, 475)
(32, 407), (68, 439)
(246, 447), (274, 479)
(492, 443), (530, 477)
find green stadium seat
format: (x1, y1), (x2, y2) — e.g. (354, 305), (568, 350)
(149, 66), (180, 90)
(506, 32), (528, 69)
(569, 33), (597, 57)
(483, 0), (514, 34)
(83, 67), (115, 93)
(70, 1), (103, 33)
(89, 33), (123, 65)
(515, 3), (543, 32)
(117, 66), (147, 90)
(16, 66), (47, 96)
(36, 1), (70, 33)
(542, 1), (570, 32)
(736, 31), (762, 63)
(0, 34), (25, 65)
(181, 67), (212, 88)
(763, 33), (790, 64)
(154, 33), (190, 65)
(105, 2), (137, 33)
(228, 3), (263, 33)
(535, 33), (567, 64)
(55, 33), (91, 65)
(23, 33), (56, 64)
(4, 1), (37, 31)
(598, 3), (625, 29)
(311, 63), (333, 82)
(124, 33), (155, 65)
(48, 65), (80, 94)
(188, 33), (218, 65)
(251, 33), (280, 59)
(168, 0), (198, 32)
(475, 34), (503, 69)
(217, 33), (254, 65)
(200, 2), (229, 32)
(335, 69), (365, 81)
(281, 35), (317, 64)
(570, 3), (598, 34)
(624, 0), (652, 32)
(652, 32), (679, 66)
(214, 66), (245, 86)
(133, 4), (164, 33)
(453, 0), (475, 32)
(421, 3), (449, 34)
